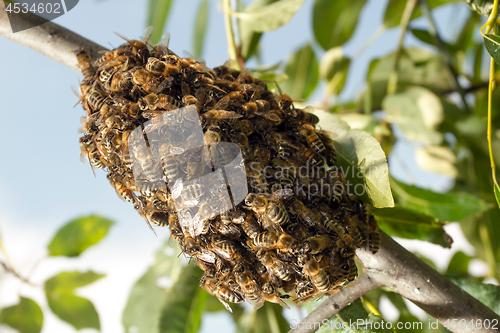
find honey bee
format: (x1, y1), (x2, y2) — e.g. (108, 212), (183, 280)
(290, 199), (322, 229)
(366, 215), (380, 254)
(293, 281), (316, 306)
(200, 276), (243, 313)
(209, 238), (242, 263)
(213, 219), (241, 239)
(245, 192), (291, 231)
(286, 222), (306, 240)
(86, 83), (107, 113)
(98, 56), (132, 84)
(261, 282), (290, 309)
(323, 216), (354, 249)
(133, 144), (162, 182)
(231, 132), (253, 161)
(139, 93), (181, 113)
(276, 82), (293, 112)
(331, 180), (345, 207)
(245, 162), (269, 194)
(230, 119), (254, 136)
(182, 184), (206, 203)
(259, 251), (294, 281)
(146, 211), (169, 227)
(346, 257), (358, 282)
(290, 106), (320, 125)
(344, 215), (362, 247)
(299, 235), (334, 255)
(233, 263), (264, 310)
(249, 231), (295, 252)
(75, 48), (95, 85)
(299, 124), (325, 155)
(201, 110), (242, 126)
(303, 256), (330, 294)
(114, 29), (152, 63)
(132, 67), (168, 94)
(240, 213), (261, 239)
(316, 130), (337, 167)
(299, 147), (324, 168)
(145, 57), (179, 77)
(160, 153), (179, 183)
(268, 132), (298, 161)
(110, 68), (133, 94)
(107, 172), (136, 204)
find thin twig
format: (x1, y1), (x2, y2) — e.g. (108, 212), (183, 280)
(290, 232), (500, 333)
(0, 2), (107, 72)
(387, 0), (418, 95)
(0, 260), (39, 287)
(419, 0), (470, 113)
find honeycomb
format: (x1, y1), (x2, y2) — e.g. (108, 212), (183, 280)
(75, 34), (380, 312)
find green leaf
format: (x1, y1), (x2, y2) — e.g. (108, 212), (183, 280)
(448, 277), (500, 315)
(0, 297), (43, 333)
(312, 0), (367, 50)
(306, 298), (392, 333)
(483, 33), (500, 64)
(232, 0), (305, 32)
(319, 47), (351, 95)
(236, 303), (289, 333)
(415, 145), (457, 178)
(390, 178), (490, 222)
(446, 251), (472, 276)
(122, 241), (186, 333)
(494, 181), (500, 209)
(464, 0), (500, 19)
(373, 206), (453, 248)
(364, 48), (455, 110)
(47, 215), (114, 257)
(383, 0), (460, 28)
(383, 86), (444, 145)
(158, 264), (206, 333)
(316, 110), (394, 208)
(454, 11), (480, 51)
(193, 0), (209, 59)
(239, 0), (278, 61)
(147, 0), (174, 45)
(45, 271), (104, 330)
(411, 28), (435, 46)
(283, 44), (319, 100)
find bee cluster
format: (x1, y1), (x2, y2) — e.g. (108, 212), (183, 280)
(75, 33), (380, 312)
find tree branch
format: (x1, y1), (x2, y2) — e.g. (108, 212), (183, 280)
(289, 232), (500, 333)
(0, 1), (107, 72)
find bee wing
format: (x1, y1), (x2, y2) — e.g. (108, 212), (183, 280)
(114, 31), (131, 42)
(217, 297), (233, 313)
(250, 82), (266, 101)
(213, 95), (230, 110)
(260, 112), (281, 122)
(214, 111), (243, 120)
(260, 216), (284, 234)
(247, 296), (265, 311)
(235, 68), (251, 82)
(270, 188), (294, 200)
(142, 26), (154, 43)
(316, 129), (339, 140)
(197, 249), (216, 263)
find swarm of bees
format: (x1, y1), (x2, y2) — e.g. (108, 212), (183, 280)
(75, 30), (380, 312)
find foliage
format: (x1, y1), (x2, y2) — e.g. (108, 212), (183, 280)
(0, 216), (112, 332)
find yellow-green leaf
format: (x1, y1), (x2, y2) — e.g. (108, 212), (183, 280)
(0, 297), (43, 333)
(283, 44), (319, 100)
(193, 0), (209, 59)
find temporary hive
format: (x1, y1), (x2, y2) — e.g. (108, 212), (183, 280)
(75, 33), (380, 312)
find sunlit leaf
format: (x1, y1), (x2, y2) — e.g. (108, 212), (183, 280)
(236, 303), (289, 333)
(193, 0), (209, 59)
(47, 215), (114, 257)
(147, 0), (174, 44)
(465, 0), (500, 19)
(45, 271), (104, 330)
(158, 264), (206, 333)
(391, 178), (490, 222)
(232, 0), (305, 32)
(319, 47), (351, 95)
(415, 146), (457, 178)
(483, 33), (500, 64)
(122, 241), (185, 333)
(383, 86), (444, 145)
(283, 44), (319, 100)
(316, 110), (394, 208)
(373, 206), (452, 248)
(313, 0), (367, 50)
(306, 298), (392, 333)
(448, 277), (500, 315)
(383, 0), (460, 28)
(494, 182), (500, 208)
(0, 297), (43, 333)
(239, 0), (278, 61)
(411, 28), (435, 46)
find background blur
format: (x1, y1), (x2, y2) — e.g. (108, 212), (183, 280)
(0, 0), (494, 332)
